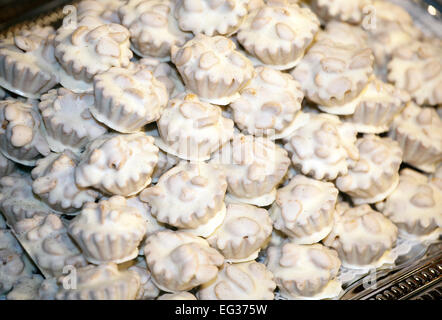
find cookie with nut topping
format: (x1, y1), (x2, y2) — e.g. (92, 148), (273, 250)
(323, 202), (398, 269)
(69, 196), (147, 264)
(56, 263), (141, 300)
(174, 0), (248, 37)
(75, 133), (159, 196)
(237, 0), (319, 70)
(119, 0), (192, 60)
(0, 99), (50, 166)
(336, 135), (402, 205)
(283, 113), (359, 181)
(230, 66), (304, 139)
(54, 23), (132, 91)
(39, 88), (108, 153)
(207, 203), (272, 261)
(0, 26), (59, 98)
(266, 242), (341, 300)
(291, 23), (374, 115)
(270, 174), (338, 244)
(377, 169), (441, 241)
(140, 161), (227, 237)
(388, 40), (441, 106)
(389, 102), (442, 173)
(171, 34), (254, 105)
(198, 261), (276, 300)
(212, 134), (290, 206)
(31, 151), (100, 214)
(156, 93), (234, 161)
(92, 63), (168, 133)
(143, 230), (224, 292)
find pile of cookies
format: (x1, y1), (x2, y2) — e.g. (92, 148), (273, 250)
(0, 0), (440, 300)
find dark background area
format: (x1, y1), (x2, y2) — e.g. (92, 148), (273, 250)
(0, 0), (71, 30)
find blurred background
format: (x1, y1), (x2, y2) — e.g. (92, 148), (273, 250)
(0, 0), (71, 29)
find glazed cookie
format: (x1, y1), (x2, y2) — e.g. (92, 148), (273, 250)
(140, 162), (227, 237)
(157, 292), (197, 300)
(0, 99), (50, 166)
(377, 169), (441, 241)
(39, 88), (107, 153)
(138, 58), (185, 98)
(336, 135), (402, 205)
(207, 203), (273, 262)
(270, 175), (338, 244)
(323, 202), (398, 269)
(14, 214), (87, 277)
(230, 66), (304, 139)
(54, 22), (132, 90)
(198, 261), (276, 300)
(156, 93), (234, 161)
(56, 263), (141, 300)
(171, 34), (254, 105)
(0, 249), (35, 295)
(341, 77), (410, 133)
(119, 0), (192, 60)
(128, 258), (160, 300)
(92, 63), (168, 133)
(143, 230), (224, 292)
(389, 102), (442, 173)
(310, 0), (372, 24)
(0, 26), (59, 98)
(174, 0), (248, 36)
(0, 152), (15, 178)
(291, 31), (374, 115)
(266, 242), (341, 300)
(69, 196), (147, 264)
(211, 134), (290, 206)
(77, 0), (123, 25)
(31, 151), (101, 214)
(237, 1), (319, 70)
(75, 133), (159, 196)
(283, 113), (359, 181)
(388, 40), (441, 106)
(365, 0), (421, 78)
(0, 173), (57, 228)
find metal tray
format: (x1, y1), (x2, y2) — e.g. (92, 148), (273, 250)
(0, 0), (440, 300)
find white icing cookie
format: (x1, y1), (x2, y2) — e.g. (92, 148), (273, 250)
(207, 203), (272, 262)
(0, 99), (50, 166)
(69, 196), (147, 264)
(237, 1), (319, 70)
(92, 62), (168, 133)
(39, 88), (108, 153)
(230, 66), (304, 139)
(336, 135), (402, 205)
(171, 34), (254, 105)
(143, 230), (224, 292)
(198, 261), (276, 300)
(323, 202), (398, 269)
(75, 133), (159, 196)
(283, 113), (359, 181)
(270, 174), (338, 244)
